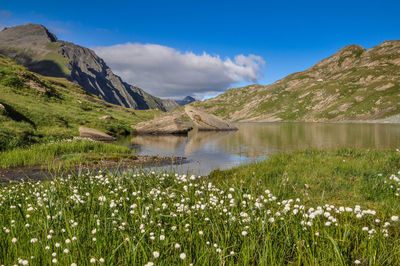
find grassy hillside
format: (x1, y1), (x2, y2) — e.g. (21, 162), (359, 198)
(0, 55), (160, 151)
(194, 41), (400, 122)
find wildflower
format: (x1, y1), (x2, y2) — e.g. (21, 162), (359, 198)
(90, 258), (96, 263)
(160, 235), (165, 241)
(153, 251), (160, 258)
(241, 231), (248, 236)
(63, 249), (69, 254)
(354, 260), (361, 264)
(180, 253), (186, 260)
(11, 237), (17, 243)
(199, 230), (204, 235)
(391, 216), (399, 222)
(175, 243), (181, 249)
(99, 258), (105, 263)
(71, 264), (77, 266)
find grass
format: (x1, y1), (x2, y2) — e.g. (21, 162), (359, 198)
(1, 149), (400, 264)
(209, 149), (400, 213)
(0, 139), (132, 169)
(0, 55), (161, 151)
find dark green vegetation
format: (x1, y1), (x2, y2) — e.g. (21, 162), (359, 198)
(0, 140), (132, 169)
(209, 149), (400, 213)
(194, 41), (400, 122)
(0, 55), (160, 151)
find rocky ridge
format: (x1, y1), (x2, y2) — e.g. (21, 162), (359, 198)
(0, 24), (170, 111)
(194, 41), (400, 122)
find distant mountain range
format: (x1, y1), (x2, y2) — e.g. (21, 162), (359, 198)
(0, 24), (178, 111)
(176, 96), (196, 106)
(193, 41), (400, 122)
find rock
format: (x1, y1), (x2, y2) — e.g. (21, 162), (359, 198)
(0, 103), (5, 115)
(132, 112), (193, 135)
(184, 106), (237, 131)
(99, 115), (112, 120)
(78, 126), (116, 141)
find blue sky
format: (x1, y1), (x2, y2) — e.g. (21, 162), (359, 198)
(1, 0), (399, 99)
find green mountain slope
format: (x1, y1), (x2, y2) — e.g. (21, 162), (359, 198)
(194, 41), (400, 122)
(0, 55), (160, 151)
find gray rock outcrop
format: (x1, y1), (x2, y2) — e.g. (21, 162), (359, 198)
(132, 113), (193, 135)
(78, 126), (116, 141)
(184, 106), (237, 131)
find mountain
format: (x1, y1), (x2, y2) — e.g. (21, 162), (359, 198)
(193, 41), (400, 122)
(0, 54), (160, 151)
(0, 24), (169, 111)
(176, 96), (197, 106)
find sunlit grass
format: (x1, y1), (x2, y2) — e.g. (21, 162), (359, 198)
(0, 139), (131, 169)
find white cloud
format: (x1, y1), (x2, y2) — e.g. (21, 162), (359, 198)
(94, 43), (265, 98)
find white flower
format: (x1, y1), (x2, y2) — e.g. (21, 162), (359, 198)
(241, 231), (248, 236)
(175, 243), (181, 249)
(63, 249), (69, 254)
(99, 258), (105, 263)
(160, 235), (165, 241)
(98, 196), (106, 202)
(391, 216), (399, 222)
(90, 258), (96, 263)
(65, 239), (71, 244)
(179, 253), (186, 260)
(71, 263), (77, 266)
(354, 260), (361, 264)
(11, 237), (17, 243)
(199, 231), (204, 235)
(153, 251), (160, 258)
(325, 222), (331, 227)
(52, 258), (57, 264)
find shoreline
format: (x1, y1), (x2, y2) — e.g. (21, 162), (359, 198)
(0, 155), (187, 182)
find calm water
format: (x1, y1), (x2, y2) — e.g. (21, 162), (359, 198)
(117, 122), (400, 175)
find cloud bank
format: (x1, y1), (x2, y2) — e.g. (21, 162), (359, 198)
(94, 43), (265, 99)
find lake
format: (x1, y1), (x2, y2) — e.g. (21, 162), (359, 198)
(117, 122), (400, 175)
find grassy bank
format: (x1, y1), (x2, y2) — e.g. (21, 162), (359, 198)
(209, 149), (400, 214)
(0, 55), (161, 151)
(0, 139), (132, 170)
(1, 149), (400, 264)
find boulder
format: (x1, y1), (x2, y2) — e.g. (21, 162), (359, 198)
(78, 126), (116, 141)
(0, 103), (5, 115)
(99, 115), (112, 120)
(132, 112), (192, 135)
(184, 106), (237, 131)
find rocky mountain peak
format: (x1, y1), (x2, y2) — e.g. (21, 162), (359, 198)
(0, 23), (169, 111)
(0, 24), (57, 44)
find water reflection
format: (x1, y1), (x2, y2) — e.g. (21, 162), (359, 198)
(126, 122), (400, 175)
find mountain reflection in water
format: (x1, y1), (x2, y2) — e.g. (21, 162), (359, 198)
(122, 122), (400, 175)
